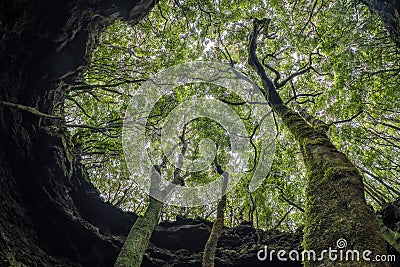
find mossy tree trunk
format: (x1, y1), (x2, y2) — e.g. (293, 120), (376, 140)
(115, 196), (163, 267)
(202, 163), (228, 267)
(115, 162), (166, 267)
(248, 19), (388, 266)
(361, 0), (400, 47)
(116, 141), (188, 266)
(202, 195), (227, 267)
(377, 216), (400, 254)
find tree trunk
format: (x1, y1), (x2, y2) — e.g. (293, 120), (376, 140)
(284, 110), (388, 266)
(202, 195), (227, 267)
(115, 145), (188, 267)
(115, 196), (163, 267)
(0, 0), (156, 266)
(248, 19), (388, 266)
(202, 163), (228, 267)
(361, 0), (400, 47)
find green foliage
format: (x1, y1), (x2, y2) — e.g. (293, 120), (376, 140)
(64, 0), (399, 229)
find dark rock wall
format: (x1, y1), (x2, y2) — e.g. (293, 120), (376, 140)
(143, 217), (303, 267)
(0, 0), (399, 266)
(0, 0), (156, 266)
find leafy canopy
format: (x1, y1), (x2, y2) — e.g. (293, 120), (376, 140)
(63, 0), (400, 231)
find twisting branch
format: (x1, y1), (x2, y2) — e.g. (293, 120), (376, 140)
(285, 92), (323, 105)
(277, 51), (322, 89)
(274, 184), (305, 213)
(277, 66), (311, 89)
(248, 18), (286, 110)
(262, 55), (281, 87)
(69, 79), (145, 96)
(287, 81), (328, 131)
(329, 110), (364, 125)
(365, 111), (400, 132)
(264, 181), (305, 213)
(273, 207), (294, 230)
(65, 96), (93, 119)
(218, 27), (236, 66)
(250, 18), (320, 94)
(0, 100), (63, 119)
(299, 0), (318, 34)
(157, 2), (169, 32)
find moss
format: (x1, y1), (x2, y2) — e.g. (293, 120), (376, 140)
(202, 195), (226, 267)
(115, 197), (163, 267)
(315, 124), (330, 133)
(302, 148), (388, 266)
(304, 137), (328, 146)
(378, 218), (400, 254)
(280, 110), (315, 141)
(1, 253), (23, 267)
(271, 97), (388, 266)
(61, 134), (74, 177)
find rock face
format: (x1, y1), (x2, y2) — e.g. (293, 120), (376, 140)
(362, 0), (400, 47)
(0, 0), (156, 266)
(143, 212), (400, 267)
(143, 217), (302, 267)
(0, 0), (399, 266)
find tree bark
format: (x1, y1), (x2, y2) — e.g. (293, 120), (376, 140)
(248, 19), (388, 266)
(115, 145), (187, 267)
(115, 196), (163, 267)
(361, 0), (400, 47)
(202, 195), (227, 267)
(0, 0), (156, 266)
(202, 163), (228, 267)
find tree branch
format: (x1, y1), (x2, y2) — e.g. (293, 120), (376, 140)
(0, 100), (63, 119)
(330, 110), (363, 125)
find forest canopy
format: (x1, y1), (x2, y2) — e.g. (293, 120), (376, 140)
(63, 0), (399, 233)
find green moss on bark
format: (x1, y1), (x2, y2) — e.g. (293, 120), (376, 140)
(279, 107), (388, 266)
(202, 195), (226, 267)
(114, 197), (163, 267)
(377, 217), (400, 254)
(301, 141), (388, 266)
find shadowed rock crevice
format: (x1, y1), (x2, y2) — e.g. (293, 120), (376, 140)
(0, 0), (156, 266)
(142, 205), (399, 267)
(1, 1), (399, 266)
(143, 217), (303, 267)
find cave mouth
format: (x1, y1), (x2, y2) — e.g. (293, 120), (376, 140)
(60, 1), (400, 264)
(2, 0), (399, 266)
(61, 14), (302, 231)
(60, 15), (306, 266)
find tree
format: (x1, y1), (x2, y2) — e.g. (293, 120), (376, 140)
(115, 74), (263, 266)
(115, 122), (190, 266)
(73, 0), (398, 220)
(202, 161), (228, 267)
(248, 17), (386, 265)
(361, 0), (400, 47)
(1, 0), (399, 266)
(69, 0), (398, 265)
